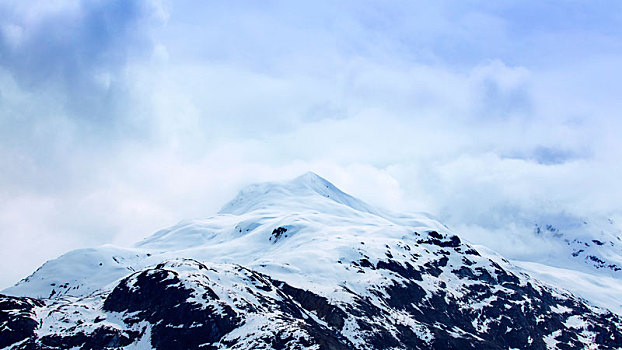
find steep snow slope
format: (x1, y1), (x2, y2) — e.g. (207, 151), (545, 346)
(2, 172), (622, 349)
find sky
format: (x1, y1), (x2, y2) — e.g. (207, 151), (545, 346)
(1, 0), (622, 288)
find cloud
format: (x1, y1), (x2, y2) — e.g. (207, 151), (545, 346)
(0, 0), (166, 123)
(1, 0), (622, 288)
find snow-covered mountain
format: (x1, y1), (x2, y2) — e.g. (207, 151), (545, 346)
(2, 172), (622, 349)
(533, 216), (622, 274)
(494, 214), (622, 315)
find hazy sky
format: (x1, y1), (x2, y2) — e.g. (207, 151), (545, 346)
(2, 0), (622, 288)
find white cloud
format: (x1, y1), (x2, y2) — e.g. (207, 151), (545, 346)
(1, 0), (622, 288)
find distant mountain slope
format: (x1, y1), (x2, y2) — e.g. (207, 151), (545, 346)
(532, 216), (622, 274)
(492, 214), (622, 314)
(2, 173), (622, 349)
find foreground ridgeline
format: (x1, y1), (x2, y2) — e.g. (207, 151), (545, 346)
(2, 173), (621, 349)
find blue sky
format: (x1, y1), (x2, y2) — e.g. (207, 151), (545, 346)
(1, 0), (622, 288)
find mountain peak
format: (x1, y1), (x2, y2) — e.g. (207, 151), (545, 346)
(292, 171), (326, 183)
(290, 171), (346, 197)
(218, 172), (379, 216)
(290, 171), (334, 188)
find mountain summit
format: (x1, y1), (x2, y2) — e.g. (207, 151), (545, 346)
(2, 173), (622, 349)
(219, 172), (382, 217)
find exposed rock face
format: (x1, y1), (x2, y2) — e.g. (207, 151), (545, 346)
(0, 296), (42, 348)
(103, 265), (240, 350)
(0, 292), (139, 350)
